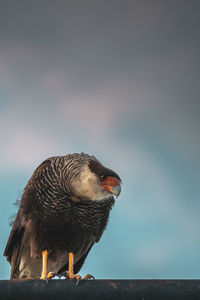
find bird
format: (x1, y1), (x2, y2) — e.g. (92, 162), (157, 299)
(4, 153), (121, 282)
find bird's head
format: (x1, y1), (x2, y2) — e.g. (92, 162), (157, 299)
(70, 157), (121, 201)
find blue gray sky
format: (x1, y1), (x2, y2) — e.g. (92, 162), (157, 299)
(0, 0), (200, 279)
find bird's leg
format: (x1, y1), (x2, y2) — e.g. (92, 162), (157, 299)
(40, 250), (48, 280)
(40, 250), (57, 280)
(64, 252), (94, 284)
(65, 252), (81, 283)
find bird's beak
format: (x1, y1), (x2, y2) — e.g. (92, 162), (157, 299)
(110, 184), (121, 198)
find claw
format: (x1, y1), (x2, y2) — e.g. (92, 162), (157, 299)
(22, 275), (34, 280)
(62, 252), (94, 286)
(47, 272), (57, 280)
(82, 274), (95, 280)
(40, 274), (48, 284)
(75, 275), (81, 286)
(40, 272), (57, 283)
(61, 271), (81, 285)
(40, 274), (48, 283)
(60, 270), (94, 283)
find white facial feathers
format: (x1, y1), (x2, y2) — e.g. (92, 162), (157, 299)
(71, 165), (110, 201)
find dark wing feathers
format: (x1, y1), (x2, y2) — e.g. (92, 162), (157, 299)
(4, 222), (25, 279)
(4, 225), (24, 263)
(4, 159), (51, 263)
(74, 244), (94, 274)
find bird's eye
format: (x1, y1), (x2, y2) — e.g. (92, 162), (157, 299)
(100, 175), (107, 180)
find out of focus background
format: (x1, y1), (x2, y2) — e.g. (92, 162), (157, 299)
(0, 0), (200, 279)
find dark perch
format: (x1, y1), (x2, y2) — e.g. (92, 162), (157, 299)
(0, 279), (200, 300)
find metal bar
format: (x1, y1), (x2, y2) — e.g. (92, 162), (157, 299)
(0, 279), (200, 300)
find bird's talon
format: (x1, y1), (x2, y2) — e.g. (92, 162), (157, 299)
(22, 275), (34, 280)
(64, 271), (82, 284)
(47, 272), (57, 280)
(65, 271), (70, 279)
(82, 274), (95, 280)
(40, 274), (48, 282)
(63, 271), (70, 279)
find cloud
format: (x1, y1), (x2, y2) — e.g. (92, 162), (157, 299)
(1, 127), (56, 170)
(0, 0), (200, 279)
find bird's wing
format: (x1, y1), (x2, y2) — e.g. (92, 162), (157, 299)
(4, 158), (53, 279)
(74, 244), (94, 274)
(4, 218), (25, 279)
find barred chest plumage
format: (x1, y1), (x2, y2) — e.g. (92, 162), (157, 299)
(68, 197), (115, 236)
(22, 188), (115, 256)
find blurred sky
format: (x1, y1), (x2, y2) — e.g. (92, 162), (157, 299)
(0, 0), (200, 279)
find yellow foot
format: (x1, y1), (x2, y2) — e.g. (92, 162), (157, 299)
(40, 274), (47, 280)
(40, 273), (54, 284)
(22, 275), (34, 279)
(63, 271), (94, 285)
(47, 272), (57, 280)
(65, 271), (81, 285)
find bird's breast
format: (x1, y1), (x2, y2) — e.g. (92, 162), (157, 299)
(27, 197), (114, 256)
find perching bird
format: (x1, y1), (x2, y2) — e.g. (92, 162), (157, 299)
(4, 153), (121, 281)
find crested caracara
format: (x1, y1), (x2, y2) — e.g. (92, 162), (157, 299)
(4, 153), (121, 282)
